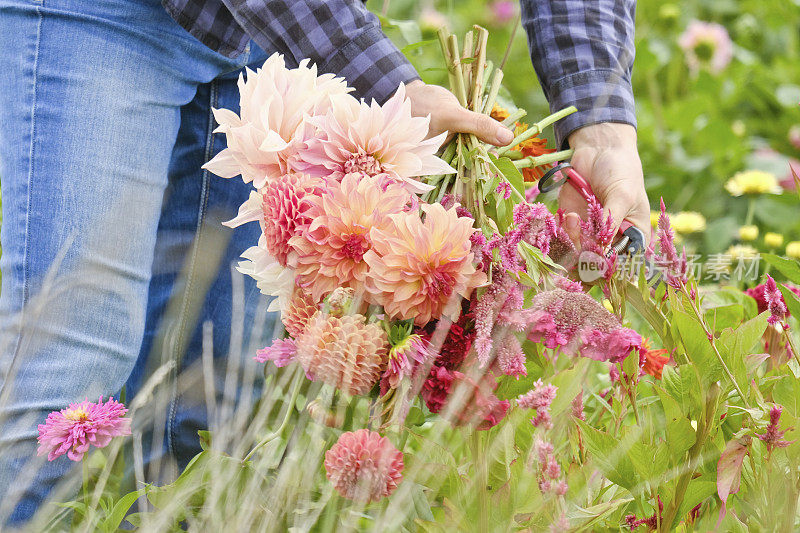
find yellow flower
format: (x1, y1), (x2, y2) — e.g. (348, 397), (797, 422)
(672, 211), (707, 234)
(764, 232), (784, 248)
(724, 170), (782, 197)
(727, 244), (759, 260)
(737, 225), (758, 241)
(650, 211), (660, 227)
(787, 241), (800, 260)
(602, 299), (614, 312)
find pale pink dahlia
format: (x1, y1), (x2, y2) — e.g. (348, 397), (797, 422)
(678, 20), (733, 75)
(293, 83), (454, 194)
(224, 173), (323, 266)
(288, 173), (410, 301)
(527, 288), (641, 362)
(324, 429), (403, 502)
(203, 53), (352, 188)
(37, 397), (131, 461)
(364, 203), (487, 325)
(295, 313), (389, 396)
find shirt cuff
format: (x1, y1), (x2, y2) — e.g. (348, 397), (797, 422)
(321, 26), (420, 105)
(546, 70), (637, 150)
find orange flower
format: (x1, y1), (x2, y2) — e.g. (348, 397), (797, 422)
(489, 109), (556, 182)
(640, 338), (670, 379)
(490, 103), (510, 122)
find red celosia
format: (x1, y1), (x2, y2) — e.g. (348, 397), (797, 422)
(324, 429), (403, 502)
(421, 365), (509, 430)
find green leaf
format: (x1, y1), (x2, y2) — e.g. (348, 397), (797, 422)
(101, 488), (146, 533)
(762, 254), (800, 285)
(672, 311), (721, 384)
(565, 498), (633, 532)
(410, 483), (435, 522)
(779, 284), (800, 320)
(773, 375), (800, 417)
(676, 479), (716, 521)
(576, 420), (637, 490)
(656, 386), (696, 461)
(717, 312), (768, 391)
(490, 154), (525, 201)
(662, 365), (702, 418)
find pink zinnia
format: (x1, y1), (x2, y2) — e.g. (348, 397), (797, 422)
(37, 397), (131, 462)
(293, 83), (454, 194)
(678, 20), (733, 74)
(324, 429), (403, 502)
(289, 173), (410, 301)
(490, 1), (517, 25)
(527, 288), (642, 362)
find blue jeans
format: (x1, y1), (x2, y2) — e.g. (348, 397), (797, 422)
(0, 0), (277, 524)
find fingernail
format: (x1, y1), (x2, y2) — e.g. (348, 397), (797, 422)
(495, 127), (514, 145)
(565, 217), (580, 232)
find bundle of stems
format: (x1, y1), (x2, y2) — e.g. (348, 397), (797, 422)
(423, 26), (577, 226)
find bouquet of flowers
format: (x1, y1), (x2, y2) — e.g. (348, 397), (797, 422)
(203, 25), (642, 503)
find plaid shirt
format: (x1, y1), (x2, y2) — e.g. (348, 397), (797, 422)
(163, 0), (635, 139)
(521, 0), (637, 147)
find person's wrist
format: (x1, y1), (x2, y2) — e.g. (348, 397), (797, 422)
(567, 122), (637, 151)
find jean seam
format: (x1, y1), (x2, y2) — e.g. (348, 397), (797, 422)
(0, 5), (42, 405)
(166, 80), (217, 458)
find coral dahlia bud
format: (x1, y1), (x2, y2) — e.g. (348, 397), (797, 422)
(324, 429), (404, 502)
(295, 313), (388, 396)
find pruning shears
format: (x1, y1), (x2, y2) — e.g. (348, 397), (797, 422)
(538, 162), (646, 257)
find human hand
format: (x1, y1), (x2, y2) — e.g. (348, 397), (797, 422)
(403, 80), (514, 146)
(558, 123), (650, 246)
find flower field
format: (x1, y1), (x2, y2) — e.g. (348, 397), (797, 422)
(7, 0), (800, 532)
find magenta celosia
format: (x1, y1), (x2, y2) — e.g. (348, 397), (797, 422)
(746, 282), (800, 317)
(527, 288), (642, 362)
(495, 333), (527, 378)
(496, 181), (512, 200)
(571, 391), (586, 421)
(474, 272), (536, 366)
(517, 379), (558, 429)
(580, 196), (615, 255)
(756, 405), (794, 453)
(531, 438), (568, 497)
(255, 338), (297, 367)
(37, 397), (131, 461)
(652, 198), (689, 289)
(324, 429), (404, 502)
(548, 209), (578, 266)
(764, 275), (788, 326)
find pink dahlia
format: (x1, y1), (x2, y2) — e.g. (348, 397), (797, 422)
(324, 429), (403, 502)
(224, 173), (323, 266)
(364, 203), (487, 325)
(295, 313), (389, 396)
(283, 288), (320, 338)
(294, 83), (454, 194)
(37, 397), (131, 461)
(678, 20), (733, 75)
(203, 53), (351, 188)
(289, 173), (410, 301)
(527, 288), (641, 362)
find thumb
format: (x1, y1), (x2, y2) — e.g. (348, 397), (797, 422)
(445, 107), (514, 146)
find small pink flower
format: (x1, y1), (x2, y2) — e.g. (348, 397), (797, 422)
(496, 181), (512, 200)
(756, 405), (794, 453)
(37, 397), (131, 461)
(324, 429), (403, 502)
(764, 275), (788, 326)
(255, 338), (297, 367)
(517, 380), (557, 429)
(383, 333), (435, 390)
(651, 198), (688, 289)
(571, 391), (586, 421)
(489, 1), (517, 24)
(678, 20), (733, 74)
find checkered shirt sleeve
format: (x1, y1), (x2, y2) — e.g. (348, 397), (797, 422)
(520, 0), (637, 148)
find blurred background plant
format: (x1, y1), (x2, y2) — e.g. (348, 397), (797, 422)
(375, 0), (800, 261)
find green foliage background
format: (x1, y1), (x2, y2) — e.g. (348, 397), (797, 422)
(373, 0), (800, 255)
